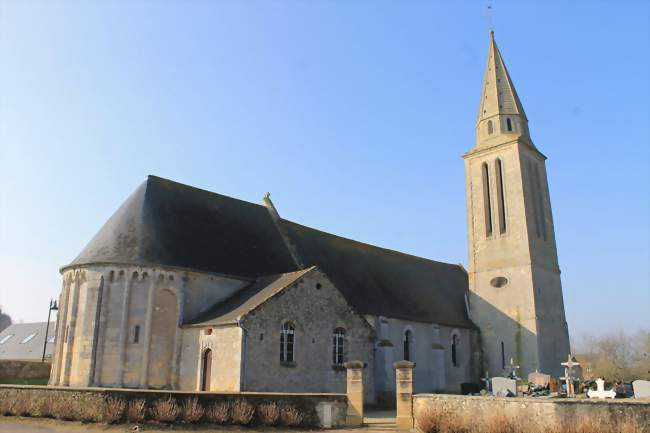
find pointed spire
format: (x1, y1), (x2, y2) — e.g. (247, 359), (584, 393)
(473, 32), (534, 150)
(478, 32), (527, 123)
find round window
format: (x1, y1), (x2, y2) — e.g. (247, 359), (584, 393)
(490, 276), (509, 288)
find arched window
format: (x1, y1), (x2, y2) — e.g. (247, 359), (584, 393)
(332, 328), (345, 366)
(201, 348), (212, 391)
(482, 162), (493, 237)
(506, 117), (513, 131)
(487, 120), (494, 135)
(403, 330), (414, 361)
(495, 158), (507, 234)
(451, 334), (459, 367)
(280, 322), (295, 363)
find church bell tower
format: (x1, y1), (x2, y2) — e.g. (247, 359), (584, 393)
(464, 32), (570, 377)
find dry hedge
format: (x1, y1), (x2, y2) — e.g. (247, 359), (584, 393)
(280, 404), (304, 427)
(181, 397), (204, 423)
(257, 401), (280, 426)
(231, 399), (255, 425)
(126, 398), (146, 423)
(149, 397), (180, 423)
(205, 401), (231, 424)
(103, 396), (125, 424)
(415, 407), (650, 433)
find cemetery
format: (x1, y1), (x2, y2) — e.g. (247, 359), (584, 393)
(1, 355), (649, 431)
(413, 355), (650, 432)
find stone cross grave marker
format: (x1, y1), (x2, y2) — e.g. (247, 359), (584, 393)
(481, 371), (491, 392)
(632, 380), (650, 399)
(491, 377), (517, 397)
(528, 371), (551, 388)
(560, 354), (580, 397)
(505, 358), (521, 380)
(587, 378), (616, 399)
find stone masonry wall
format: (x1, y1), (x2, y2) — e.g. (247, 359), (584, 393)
(51, 264), (249, 390)
(0, 384), (348, 428)
(240, 269), (375, 401)
(413, 394), (650, 428)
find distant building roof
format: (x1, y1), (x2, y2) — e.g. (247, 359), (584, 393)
(65, 175), (475, 329)
(0, 322), (56, 361)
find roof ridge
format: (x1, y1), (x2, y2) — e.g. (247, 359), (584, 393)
(146, 175), (268, 211)
(281, 218), (463, 270)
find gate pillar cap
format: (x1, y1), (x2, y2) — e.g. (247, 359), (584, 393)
(393, 360), (416, 369)
(344, 361), (367, 369)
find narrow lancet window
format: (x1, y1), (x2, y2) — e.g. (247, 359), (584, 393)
(332, 328), (345, 366)
(487, 120), (494, 135)
(527, 161), (542, 238)
(533, 165), (547, 240)
(133, 325), (140, 344)
(506, 117), (513, 131)
(495, 159), (507, 233)
(482, 162), (493, 237)
(451, 334), (459, 367)
(280, 322), (295, 363)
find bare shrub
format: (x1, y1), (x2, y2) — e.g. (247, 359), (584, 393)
(126, 398), (146, 423)
(280, 405), (304, 427)
(103, 396), (126, 424)
(3, 393), (31, 417)
(419, 405), (475, 433)
(181, 397), (204, 423)
(149, 397), (179, 423)
(51, 398), (74, 420)
(37, 396), (54, 418)
(231, 399), (255, 425)
(482, 411), (517, 433)
(0, 391), (13, 415)
(257, 401), (280, 426)
(205, 401), (231, 424)
(75, 402), (103, 423)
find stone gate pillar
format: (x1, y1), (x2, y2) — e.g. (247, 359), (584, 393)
(394, 360), (416, 429)
(344, 361), (365, 426)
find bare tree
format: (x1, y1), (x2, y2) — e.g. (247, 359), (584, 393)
(0, 306), (12, 332)
(578, 330), (650, 381)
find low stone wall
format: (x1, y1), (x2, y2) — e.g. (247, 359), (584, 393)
(413, 393), (650, 428)
(0, 361), (51, 380)
(0, 385), (347, 428)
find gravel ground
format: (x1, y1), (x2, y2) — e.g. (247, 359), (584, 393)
(0, 417), (402, 433)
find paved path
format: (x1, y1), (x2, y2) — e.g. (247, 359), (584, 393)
(0, 417), (408, 433)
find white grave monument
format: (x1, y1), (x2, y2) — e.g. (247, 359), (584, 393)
(491, 377), (517, 397)
(587, 378), (616, 399)
(632, 380), (650, 399)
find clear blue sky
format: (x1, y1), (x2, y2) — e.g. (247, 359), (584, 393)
(0, 1), (648, 339)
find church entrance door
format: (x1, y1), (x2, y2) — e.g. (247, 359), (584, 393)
(201, 349), (212, 391)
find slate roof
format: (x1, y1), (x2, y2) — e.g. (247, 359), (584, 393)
(66, 175), (475, 329)
(187, 268), (314, 326)
(0, 322), (56, 361)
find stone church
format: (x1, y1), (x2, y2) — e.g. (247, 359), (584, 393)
(48, 33), (570, 402)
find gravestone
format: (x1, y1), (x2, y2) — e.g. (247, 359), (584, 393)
(505, 358), (521, 380)
(528, 371), (551, 388)
(587, 378), (616, 399)
(491, 377), (517, 397)
(549, 377), (559, 393)
(481, 372), (491, 392)
(633, 380), (650, 399)
(560, 354), (580, 397)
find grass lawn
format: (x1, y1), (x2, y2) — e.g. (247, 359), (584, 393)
(0, 378), (48, 385)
